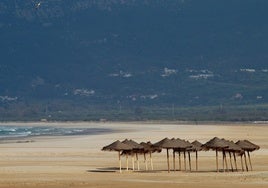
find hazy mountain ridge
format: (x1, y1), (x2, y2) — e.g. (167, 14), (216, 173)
(0, 0), (187, 22)
(0, 0), (268, 120)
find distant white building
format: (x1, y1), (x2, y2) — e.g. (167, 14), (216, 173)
(189, 74), (214, 80)
(73, 89), (95, 96)
(257, 96), (263, 100)
(109, 70), (132, 78)
(240, 68), (256, 73)
(0, 96), (18, 102)
(161, 67), (177, 77)
(233, 93), (243, 100)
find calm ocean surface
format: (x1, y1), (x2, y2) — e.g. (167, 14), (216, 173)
(0, 125), (112, 139)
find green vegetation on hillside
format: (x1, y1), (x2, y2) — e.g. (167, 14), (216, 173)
(1, 102), (268, 122)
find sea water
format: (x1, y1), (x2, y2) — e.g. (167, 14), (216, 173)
(0, 125), (111, 139)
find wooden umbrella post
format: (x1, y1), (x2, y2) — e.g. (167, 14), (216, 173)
(195, 151), (198, 171)
(150, 152), (153, 170)
(144, 153), (148, 171)
(216, 149), (219, 172)
(229, 152), (233, 172)
(247, 151), (253, 171)
(233, 152), (238, 171)
(136, 153), (140, 171)
(241, 155), (244, 171)
(188, 151), (192, 172)
(179, 151), (181, 171)
(244, 153), (249, 172)
(173, 150), (176, 171)
(183, 151), (186, 171)
(224, 151), (229, 172)
(167, 149), (170, 173)
(119, 151), (122, 173)
(222, 151), (225, 172)
(126, 154), (129, 171)
(132, 154), (135, 171)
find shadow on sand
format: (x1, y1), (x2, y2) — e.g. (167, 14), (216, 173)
(87, 167), (161, 173)
(87, 167), (118, 173)
(88, 167), (243, 173)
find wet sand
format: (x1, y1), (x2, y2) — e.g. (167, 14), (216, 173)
(0, 122), (267, 188)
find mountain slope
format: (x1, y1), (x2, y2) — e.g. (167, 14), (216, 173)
(0, 0), (268, 120)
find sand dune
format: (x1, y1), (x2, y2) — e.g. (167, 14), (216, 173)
(0, 122), (267, 188)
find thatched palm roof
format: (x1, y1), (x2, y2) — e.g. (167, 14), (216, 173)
(221, 139), (243, 153)
(172, 138), (193, 149)
(202, 137), (229, 150)
(122, 139), (144, 150)
(191, 140), (203, 151)
(140, 141), (162, 153)
(140, 142), (152, 151)
(236, 140), (260, 151)
(244, 140), (260, 150)
(153, 137), (171, 148)
(154, 138), (192, 149)
(102, 140), (133, 151)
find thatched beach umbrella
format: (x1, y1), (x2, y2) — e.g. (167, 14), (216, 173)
(184, 141), (194, 172)
(171, 138), (192, 172)
(122, 139), (144, 171)
(140, 141), (161, 170)
(221, 139), (243, 172)
(171, 139), (192, 172)
(140, 142), (150, 170)
(236, 140), (260, 171)
(191, 140), (203, 171)
(102, 140), (133, 173)
(244, 140), (260, 171)
(154, 138), (182, 173)
(244, 140), (260, 150)
(177, 139), (196, 172)
(203, 137), (229, 172)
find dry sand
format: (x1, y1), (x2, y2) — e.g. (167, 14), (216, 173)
(0, 122), (267, 188)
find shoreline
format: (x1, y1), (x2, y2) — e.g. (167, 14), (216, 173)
(1, 120), (268, 127)
(1, 121), (267, 144)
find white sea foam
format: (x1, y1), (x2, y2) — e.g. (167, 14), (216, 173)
(0, 126), (111, 139)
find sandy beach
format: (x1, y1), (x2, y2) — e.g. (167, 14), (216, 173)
(0, 122), (267, 188)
